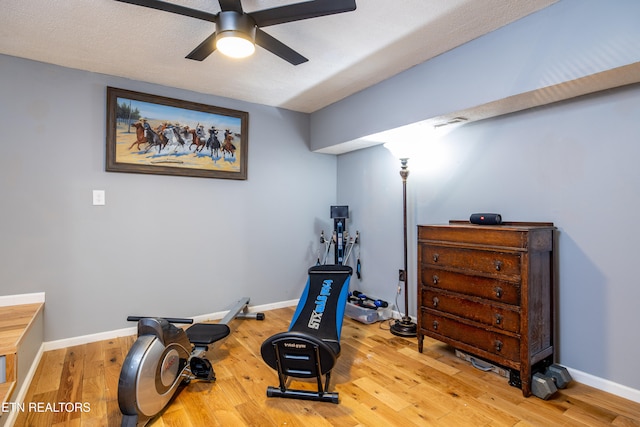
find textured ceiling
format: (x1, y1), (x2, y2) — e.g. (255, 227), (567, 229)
(1, 0), (556, 113)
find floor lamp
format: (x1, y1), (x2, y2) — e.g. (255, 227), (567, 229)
(381, 122), (461, 336)
(389, 156), (417, 337)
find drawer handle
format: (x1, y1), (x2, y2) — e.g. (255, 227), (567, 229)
(494, 287), (503, 298)
(432, 297), (439, 307)
(432, 275), (439, 284)
(495, 313), (502, 325)
(432, 321), (439, 330)
(494, 260), (502, 271)
(433, 253), (439, 262)
(494, 340), (503, 352)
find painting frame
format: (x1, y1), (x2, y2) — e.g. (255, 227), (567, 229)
(106, 87), (249, 180)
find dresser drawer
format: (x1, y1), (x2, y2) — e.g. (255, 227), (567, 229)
(420, 267), (520, 305)
(421, 289), (520, 333)
(421, 310), (520, 362)
(418, 223), (553, 251)
(421, 245), (521, 279)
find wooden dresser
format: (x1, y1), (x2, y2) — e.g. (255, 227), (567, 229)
(417, 221), (556, 397)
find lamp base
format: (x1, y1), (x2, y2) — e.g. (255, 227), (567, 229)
(390, 317), (417, 337)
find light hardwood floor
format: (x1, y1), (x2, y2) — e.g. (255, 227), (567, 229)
(12, 307), (640, 426)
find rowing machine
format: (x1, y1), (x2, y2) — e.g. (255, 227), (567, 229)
(118, 297), (264, 427)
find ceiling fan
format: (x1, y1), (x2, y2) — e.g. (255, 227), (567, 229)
(115, 0), (357, 65)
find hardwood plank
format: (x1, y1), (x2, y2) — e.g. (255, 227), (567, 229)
(31, 349), (69, 396)
(3, 354), (16, 385)
(235, 400), (280, 426)
(51, 345), (85, 425)
(477, 392), (585, 426)
(184, 386), (225, 426)
(0, 303), (43, 353)
(435, 405), (496, 426)
(104, 336), (129, 427)
(449, 392), (523, 427)
(52, 418), (82, 427)
(18, 390), (58, 427)
(81, 374), (106, 425)
(352, 376), (412, 411)
(0, 382), (15, 405)
(561, 384), (640, 421)
(612, 415), (640, 427)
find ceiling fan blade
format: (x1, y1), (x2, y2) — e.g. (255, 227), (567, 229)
(255, 29), (308, 65)
(218, 0), (243, 13)
(114, 0), (217, 22)
(249, 0), (356, 28)
(186, 33), (218, 61)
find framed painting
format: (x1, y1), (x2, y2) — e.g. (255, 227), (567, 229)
(106, 87), (248, 180)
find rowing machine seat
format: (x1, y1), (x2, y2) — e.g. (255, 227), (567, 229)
(186, 323), (230, 346)
(261, 265), (352, 403)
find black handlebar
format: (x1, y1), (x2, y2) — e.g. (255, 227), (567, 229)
(127, 316), (194, 324)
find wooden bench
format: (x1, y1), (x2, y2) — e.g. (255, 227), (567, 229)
(0, 302), (44, 411)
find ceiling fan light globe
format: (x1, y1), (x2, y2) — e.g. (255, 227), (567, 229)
(216, 33), (255, 58)
(215, 11), (257, 59)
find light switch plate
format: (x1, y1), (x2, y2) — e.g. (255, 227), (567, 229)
(93, 190), (105, 206)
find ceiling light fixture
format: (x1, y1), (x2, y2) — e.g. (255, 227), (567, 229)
(215, 11), (256, 59)
(433, 116), (468, 128)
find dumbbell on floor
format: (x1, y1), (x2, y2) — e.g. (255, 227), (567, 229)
(531, 364), (572, 400)
(532, 372), (557, 400)
(546, 364), (572, 389)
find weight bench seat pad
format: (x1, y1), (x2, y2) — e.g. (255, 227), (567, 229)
(186, 323), (230, 345)
(261, 265), (352, 373)
(289, 265), (352, 347)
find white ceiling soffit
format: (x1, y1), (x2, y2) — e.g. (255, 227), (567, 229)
(0, 0), (556, 114)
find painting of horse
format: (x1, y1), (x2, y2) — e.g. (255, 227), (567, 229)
(106, 86), (249, 180)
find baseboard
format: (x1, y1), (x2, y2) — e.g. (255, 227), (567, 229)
(42, 326), (139, 352)
(567, 367), (640, 403)
(43, 298), (299, 351)
(0, 293), (45, 308)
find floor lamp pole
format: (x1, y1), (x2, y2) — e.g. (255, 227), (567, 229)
(390, 158), (417, 337)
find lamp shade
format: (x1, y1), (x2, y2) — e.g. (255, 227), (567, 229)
(383, 140), (418, 160)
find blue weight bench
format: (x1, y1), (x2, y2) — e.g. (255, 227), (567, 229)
(261, 265), (352, 403)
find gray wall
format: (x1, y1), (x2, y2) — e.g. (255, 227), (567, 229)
(0, 55), (336, 341)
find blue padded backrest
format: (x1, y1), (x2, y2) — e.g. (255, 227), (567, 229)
(289, 265), (352, 343)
